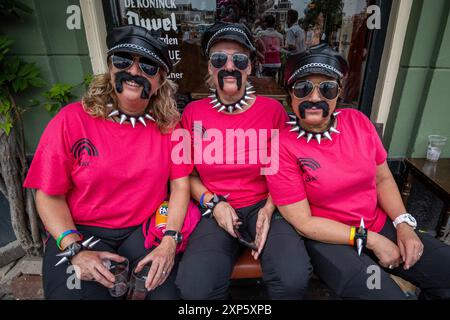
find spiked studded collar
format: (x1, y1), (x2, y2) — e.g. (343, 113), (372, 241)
(287, 111), (341, 144)
(106, 103), (155, 128)
(208, 85), (255, 113)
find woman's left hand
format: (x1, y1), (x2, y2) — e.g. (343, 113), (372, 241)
(252, 206), (274, 260)
(396, 224), (424, 270)
(135, 237), (177, 291)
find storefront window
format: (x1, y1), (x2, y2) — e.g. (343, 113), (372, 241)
(103, 0), (384, 110)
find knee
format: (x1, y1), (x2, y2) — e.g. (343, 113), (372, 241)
(332, 267), (406, 300)
(419, 288), (450, 300)
(264, 262), (313, 299)
(176, 275), (227, 300)
(176, 258), (230, 300)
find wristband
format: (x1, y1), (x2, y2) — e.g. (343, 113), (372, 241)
(354, 226), (368, 255)
(202, 194), (229, 218)
(55, 236), (101, 267)
(56, 229), (83, 250)
(200, 191), (213, 208)
(349, 226), (356, 246)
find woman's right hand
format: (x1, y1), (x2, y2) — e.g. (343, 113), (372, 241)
(70, 250), (126, 288)
(367, 231), (402, 269)
(213, 202), (240, 238)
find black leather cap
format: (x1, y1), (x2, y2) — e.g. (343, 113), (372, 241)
(106, 25), (172, 73)
(201, 22), (255, 56)
(284, 43), (348, 87)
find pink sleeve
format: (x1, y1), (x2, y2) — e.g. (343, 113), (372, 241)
(169, 122), (193, 181)
(265, 138), (307, 206)
(357, 111), (387, 165)
(273, 100), (289, 130)
(372, 126), (387, 165)
(23, 115), (73, 195)
(180, 105), (195, 162)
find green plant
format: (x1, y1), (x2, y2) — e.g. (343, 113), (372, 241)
(0, 1), (92, 256)
(0, 36), (46, 133)
(42, 83), (76, 115)
(0, 34), (46, 255)
(42, 74), (92, 116)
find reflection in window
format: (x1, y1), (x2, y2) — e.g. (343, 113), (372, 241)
(109, 0), (376, 109)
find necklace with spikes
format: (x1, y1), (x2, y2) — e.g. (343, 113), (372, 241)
(286, 111), (341, 144)
(105, 102), (155, 128)
(208, 85), (256, 113)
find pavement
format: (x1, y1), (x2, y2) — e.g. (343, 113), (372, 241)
(0, 256), (44, 300)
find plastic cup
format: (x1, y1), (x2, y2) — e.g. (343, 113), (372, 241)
(426, 135), (447, 162)
(106, 258), (129, 298)
(127, 264), (151, 300)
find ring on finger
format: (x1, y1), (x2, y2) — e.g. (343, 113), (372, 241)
(388, 264), (394, 269)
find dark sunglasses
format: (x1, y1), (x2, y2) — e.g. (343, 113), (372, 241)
(209, 52), (249, 70)
(111, 52), (159, 77)
(292, 80), (340, 100)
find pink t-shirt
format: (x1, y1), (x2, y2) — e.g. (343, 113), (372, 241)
(181, 96), (288, 209)
(24, 102), (193, 229)
(266, 108), (388, 232)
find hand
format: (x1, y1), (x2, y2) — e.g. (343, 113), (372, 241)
(135, 237), (176, 291)
(396, 224), (424, 270)
(367, 231), (402, 269)
(213, 201), (241, 237)
(70, 251), (126, 288)
(252, 207), (273, 260)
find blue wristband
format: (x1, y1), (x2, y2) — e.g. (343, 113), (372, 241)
(199, 192), (211, 208)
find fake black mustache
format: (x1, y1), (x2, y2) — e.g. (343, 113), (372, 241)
(114, 71), (152, 99)
(297, 101), (330, 119)
(218, 70), (242, 91)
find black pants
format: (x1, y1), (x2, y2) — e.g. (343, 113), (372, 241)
(305, 220), (450, 299)
(43, 224), (180, 300)
(175, 199), (312, 300)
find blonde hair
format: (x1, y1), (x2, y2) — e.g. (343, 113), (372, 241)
(82, 63), (180, 133)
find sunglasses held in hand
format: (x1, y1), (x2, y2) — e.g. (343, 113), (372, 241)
(234, 224), (258, 251)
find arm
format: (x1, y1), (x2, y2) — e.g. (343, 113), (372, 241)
(278, 198), (402, 268)
(138, 176), (191, 290)
(189, 168), (211, 203)
(252, 194), (276, 259)
(376, 161), (424, 269)
(376, 161), (407, 222)
(278, 198), (358, 245)
(189, 169), (239, 237)
(35, 190), (81, 250)
(35, 190), (123, 288)
(166, 176), (190, 234)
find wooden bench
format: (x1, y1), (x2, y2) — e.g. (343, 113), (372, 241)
(231, 249), (262, 279)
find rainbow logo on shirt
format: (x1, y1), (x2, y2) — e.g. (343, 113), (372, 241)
(71, 138), (98, 159)
(297, 158), (321, 173)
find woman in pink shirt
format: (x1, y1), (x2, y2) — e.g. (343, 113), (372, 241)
(266, 43), (450, 299)
(176, 22), (312, 299)
(24, 26), (192, 299)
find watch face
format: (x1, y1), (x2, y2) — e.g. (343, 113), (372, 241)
(407, 215), (417, 225)
(165, 231), (182, 243)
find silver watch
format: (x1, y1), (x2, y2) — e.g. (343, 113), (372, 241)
(393, 213), (417, 229)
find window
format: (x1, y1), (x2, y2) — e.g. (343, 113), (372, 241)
(102, 0), (392, 114)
